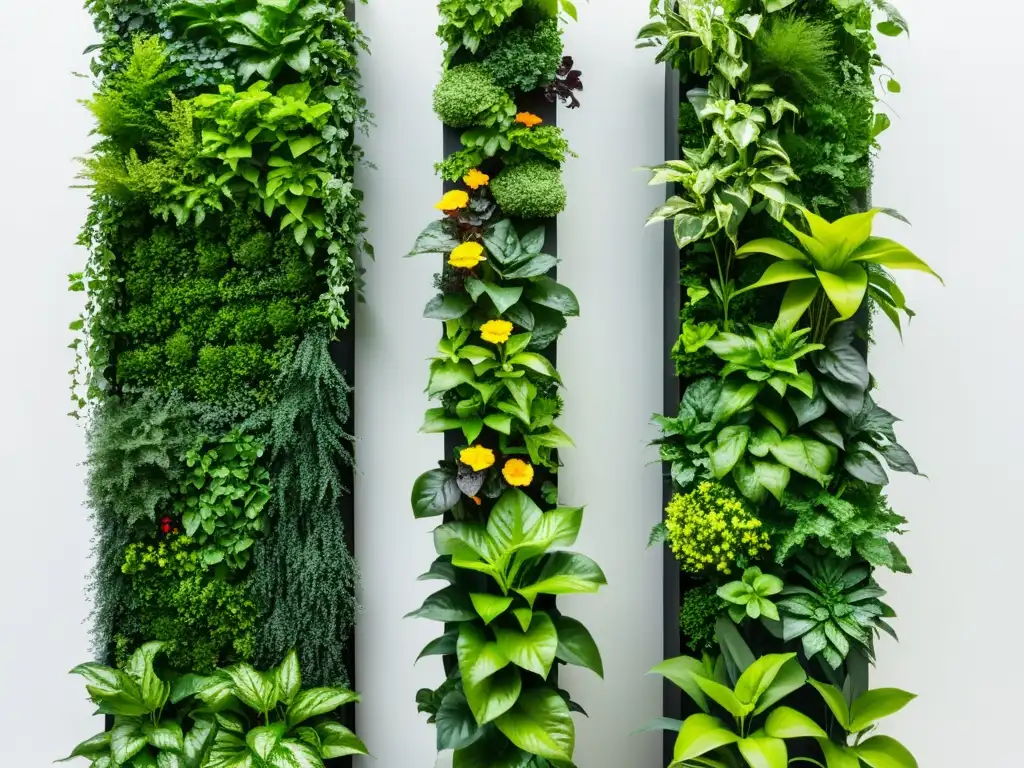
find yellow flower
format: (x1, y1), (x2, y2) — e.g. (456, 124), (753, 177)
(516, 112), (543, 128)
(436, 190), (469, 211)
(502, 459), (535, 487)
(463, 169), (490, 189)
(480, 319), (514, 345)
(460, 445), (495, 472)
(449, 241), (485, 269)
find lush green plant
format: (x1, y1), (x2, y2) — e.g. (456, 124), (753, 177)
(433, 63), (518, 129)
(491, 160), (567, 218)
(648, 652), (809, 767)
(736, 208), (942, 340)
(777, 554), (895, 670)
(175, 430), (271, 569)
(680, 584), (722, 653)
(665, 482), (771, 575)
(719, 567), (783, 624)
(438, 0), (526, 60)
(62, 645), (368, 767)
(482, 18), (564, 92)
(115, 536), (257, 674)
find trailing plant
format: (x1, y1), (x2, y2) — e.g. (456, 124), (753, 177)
(409, 4), (601, 764)
(62, 645), (368, 767)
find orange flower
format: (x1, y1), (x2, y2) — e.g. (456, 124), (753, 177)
(502, 459), (535, 488)
(464, 169), (490, 189)
(515, 112), (543, 128)
(435, 190), (469, 211)
(471, 496), (482, 506)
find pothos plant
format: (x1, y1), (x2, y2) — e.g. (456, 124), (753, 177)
(641, 1), (928, 764)
(408, 2), (603, 765)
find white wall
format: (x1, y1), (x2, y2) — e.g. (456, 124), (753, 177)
(871, 1), (1024, 764)
(0, 3), (101, 763)
(1, 0), (1016, 766)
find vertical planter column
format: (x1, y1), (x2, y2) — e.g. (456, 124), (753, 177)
(637, 3), (933, 767)
(405, 2), (605, 766)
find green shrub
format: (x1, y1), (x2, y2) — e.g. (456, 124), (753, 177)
(491, 160), (566, 218)
(679, 584), (722, 653)
(753, 14), (836, 103)
(482, 19), (563, 92)
(115, 536), (256, 674)
(432, 63), (515, 128)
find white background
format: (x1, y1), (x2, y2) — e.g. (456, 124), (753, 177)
(0, 0), (1015, 765)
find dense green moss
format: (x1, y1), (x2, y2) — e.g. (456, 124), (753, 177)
(491, 160), (567, 218)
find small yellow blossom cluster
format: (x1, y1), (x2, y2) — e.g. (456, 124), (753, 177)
(665, 482), (770, 576)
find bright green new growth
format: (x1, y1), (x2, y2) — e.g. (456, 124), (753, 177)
(753, 14), (837, 102)
(491, 160), (567, 218)
(432, 63), (516, 128)
(482, 19), (564, 92)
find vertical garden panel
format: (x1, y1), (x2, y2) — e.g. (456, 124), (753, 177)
(639, 2), (935, 766)
(63, 1), (371, 765)
(406, 2), (605, 765)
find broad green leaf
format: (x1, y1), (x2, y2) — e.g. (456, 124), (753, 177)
(406, 586), (478, 623)
(819, 738), (864, 768)
(817, 263), (869, 321)
(424, 294), (474, 320)
(494, 688), (575, 763)
(673, 213), (712, 249)
(315, 721), (370, 758)
(753, 656), (807, 714)
(416, 629), (458, 662)
(673, 714), (739, 763)
(734, 261), (816, 296)
(737, 733), (788, 768)
(111, 722), (147, 765)
(268, 740), (320, 768)
(777, 280), (820, 330)
(59, 731), (111, 761)
(125, 642), (169, 711)
(144, 722), (184, 752)
(286, 687), (359, 728)
(845, 449), (889, 486)
(736, 653), (799, 707)
(169, 674), (214, 705)
(436, 689), (485, 752)
(458, 623), (511, 689)
(494, 612), (558, 678)
(487, 489), (544, 554)
(849, 688), (917, 733)
(713, 380), (763, 422)
(411, 469), (460, 519)
(736, 238), (807, 262)
(851, 238), (943, 283)
(246, 723), (286, 760)
(465, 278), (524, 315)
(184, 715), (217, 765)
(554, 616), (604, 678)
(710, 425), (750, 478)
(855, 736), (919, 768)
(463, 665), (522, 726)
(768, 436), (833, 485)
(525, 276), (580, 316)
(514, 552), (607, 605)
(808, 679), (851, 730)
(470, 593), (514, 625)
(276, 650), (301, 705)
(650, 656), (710, 714)
(224, 664), (278, 713)
(509, 352), (559, 379)
(451, 726), (531, 768)
(428, 359), (475, 396)
(764, 706), (827, 739)
(694, 677), (749, 718)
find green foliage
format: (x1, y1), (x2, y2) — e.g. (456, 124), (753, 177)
(434, 124), (575, 182)
(679, 584), (722, 653)
(190, 81), (335, 249)
(777, 554), (895, 670)
(249, 331), (359, 687)
(62, 646), (368, 767)
(432, 63), (517, 129)
(753, 14), (836, 102)
(776, 485), (910, 573)
(115, 537), (257, 674)
(438, 0), (525, 60)
(491, 160), (566, 218)
(175, 430), (270, 569)
(482, 18), (564, 93)
(86, 391), (196, 529)
(718, 566), (783, 624)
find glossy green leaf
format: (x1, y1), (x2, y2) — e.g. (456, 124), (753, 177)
(470, 593), (514, 625)
(713, 380), (763, 422)
(411, 469), (460, 519)
(736, 653), (799, 707)
(223, 663), (279, 714)
(246, 723), (286, 760)
(275, 651), (301, 706)
(817, 263), (869, 321)
(764, 706), (827, 739)
(694, 676), (749, 718)
(494, 612), (558, 678)
(436, 689), (486, 752)
(673, 714), (739, 763)
(145, 722), (184, 752)
(111, 722), (147, 765)
(710, 425), (751, 478)
(59, 731), (111, 762)
(737, 733), (788, 768)
(819, 739), (862, 768)
(734, 261), (816, 297)
(808, 679), (851, 730)
(515, 552), (607, 604)
(851, 238), (943, 283)
(768, 436), (833, 485)
(553, 615), (604, 678)
(849, 688), (917, 733)
(855, 736), (919, 768)
(315, 721), (370, 759)
(286, 686), (359, 727)
(494, 688), (575, 763)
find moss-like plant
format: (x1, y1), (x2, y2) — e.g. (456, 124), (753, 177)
(432, 63), (516, 128)
(491, 159), (567, 218)
(482, 18), (563, 92)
